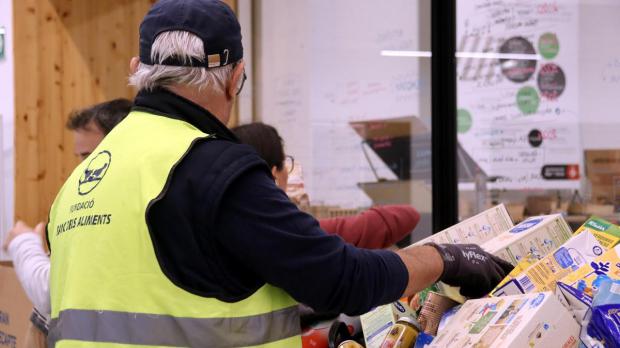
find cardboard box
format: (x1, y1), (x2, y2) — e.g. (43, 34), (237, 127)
(525, 196), (555, 216)
(360, 301), (418, 348)
(480, 214), (573, 265)
(429, 292), (579, 348)
(492, 230), (604, 296)
(574, 216), (620, 249)
(414, 204), (513, 246)
(585, 149), (620, 205)
(0, 263), (35, 348)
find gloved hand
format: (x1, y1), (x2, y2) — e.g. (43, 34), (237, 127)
(427, 243), (514, 298)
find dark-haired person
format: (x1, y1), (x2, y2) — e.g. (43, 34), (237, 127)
(45, 1), (512, 346)
(2, 98), (132, 345)
(232, 122), (420, 249)
(66, 98), (133, 160)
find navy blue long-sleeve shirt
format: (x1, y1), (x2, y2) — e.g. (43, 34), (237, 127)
(140, 88), (409, 315)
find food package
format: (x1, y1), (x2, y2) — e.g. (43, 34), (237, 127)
(556, 244), (620, 323)
(414, 204), (513, 246)
(360, 301), (418, 348)
(429, 292), (580, 348)
(560, 244), (620, 298)
(574, 216), (620, 249)
(480, 214), (573, 265)
(582, 277), (620, 348)
(417, 292), (459, 335)
(492, 230), (604, 296)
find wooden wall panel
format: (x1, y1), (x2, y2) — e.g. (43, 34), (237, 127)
(14, 0), (154, 224)
(14, 0), (239, 224)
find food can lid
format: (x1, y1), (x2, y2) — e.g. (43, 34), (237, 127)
(396, 316), (421, 329)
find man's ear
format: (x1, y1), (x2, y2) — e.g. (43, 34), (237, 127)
(129, 57), (140, 74)
(227, 60), (246, 99)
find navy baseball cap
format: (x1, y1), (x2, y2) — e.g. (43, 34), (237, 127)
(139, 0), (243, 68)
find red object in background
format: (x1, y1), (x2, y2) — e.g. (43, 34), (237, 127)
(319, 205), (420, 249)
(566, 164), (580, 180)
(302, 324), (330, 348)
(301, 321), (356, 348)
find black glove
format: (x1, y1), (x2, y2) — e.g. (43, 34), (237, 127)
(427, 243), (514, 298)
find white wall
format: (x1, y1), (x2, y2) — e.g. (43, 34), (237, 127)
(0, 0), (14, 259)
(578, 0), (620, 149)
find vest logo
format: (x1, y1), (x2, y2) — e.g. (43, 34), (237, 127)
(78, 150), (111, 195)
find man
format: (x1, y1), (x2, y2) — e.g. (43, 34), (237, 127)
(3, 99), (131, 345)
(66, 98), (133, 160)
(46, 1), (512, 347)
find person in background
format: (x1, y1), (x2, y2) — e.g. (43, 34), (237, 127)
(232, 122), (419, 249)
(45, 1), (513, 346)
(2, 98), (132, 346)
(66, 98), (134, 160)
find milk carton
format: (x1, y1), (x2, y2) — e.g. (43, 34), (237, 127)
(414, 204), (513, 246)
(481, 214), (573, 265)
(360, 301), (418, 348)
(430, 293), (579, 348)
(492, 230), (604, 296)
(574, 216), (620, 249)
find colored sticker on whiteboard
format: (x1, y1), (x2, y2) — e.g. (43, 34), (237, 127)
(538, 33), (560, 60)
(457, 109), (473, 134)
(517, 86), (540, 114)
(538, 63), (566, 100)
(528, 129), (543, 148)
(499, 37), (537, 83)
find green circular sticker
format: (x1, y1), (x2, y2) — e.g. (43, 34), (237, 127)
(457, 109), (472, 134)
(517, 86), (540, 114)
(538, 33), (559, 60)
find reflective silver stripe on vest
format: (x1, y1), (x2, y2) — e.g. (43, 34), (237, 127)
(48, 305), (300, 347)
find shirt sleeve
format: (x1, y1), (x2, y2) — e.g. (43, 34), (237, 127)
(7, 232), (51, 318)
(319, 205), (420, 249)
(214, 168), (409, 316)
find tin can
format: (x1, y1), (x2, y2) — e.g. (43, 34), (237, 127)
(379, 317), (420, 348)
(418, 291), (458, 336)
(337, 340), (364, 348)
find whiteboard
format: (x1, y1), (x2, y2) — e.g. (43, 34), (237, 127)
(456, 0), (582, 190)
(257, 0), (428, 208)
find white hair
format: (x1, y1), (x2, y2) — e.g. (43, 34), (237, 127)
(129, 31), (235, 93)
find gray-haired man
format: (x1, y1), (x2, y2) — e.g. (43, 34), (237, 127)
(45, 1), (512, 347)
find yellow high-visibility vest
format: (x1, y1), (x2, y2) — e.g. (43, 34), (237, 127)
(47, 110), (301, 348)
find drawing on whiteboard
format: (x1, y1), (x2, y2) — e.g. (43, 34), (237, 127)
(602, 57), (620, 85)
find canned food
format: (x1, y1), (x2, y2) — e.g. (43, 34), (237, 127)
(337, 340), (364, 348)
(379, 317), (420, 348)
(418, 291), (458, 336)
